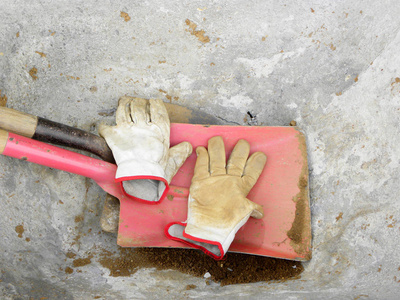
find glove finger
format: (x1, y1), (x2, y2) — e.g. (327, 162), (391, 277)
(165, 142), (193, 183)
(208, 136), (226, 176)
(98, 122), (113, 138)
(192, 146), (210, 181)
(149, 99), (170, 140)
(130, 98), (150, 124)
(149, 98), (169, 122)
(116, 96), (133, 125)
(242, 152), (267, 194)
(227, 139), (250, 176)
(247, 198), (264, 219)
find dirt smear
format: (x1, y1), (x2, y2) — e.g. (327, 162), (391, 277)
(286, 131), (312, 260)
(185, 19), (210, 43)
(73, 254), (93, 268)
(66, 251), (77, 259)
(185, 284), (197, 290)
(0, 90), (7, 106)
(97, 247), (303, 286)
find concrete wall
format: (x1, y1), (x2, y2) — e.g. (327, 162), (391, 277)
(1, 0), (400, 299)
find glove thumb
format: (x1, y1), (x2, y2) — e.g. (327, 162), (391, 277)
(247, 198), (264, 219)
(98, 122), (113, 139)
(165, 142), (193, 183)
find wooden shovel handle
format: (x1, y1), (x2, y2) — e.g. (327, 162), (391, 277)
(0, 129), (8, 154)
(0, 106), (38, 138)
(0, 106), (114, 163)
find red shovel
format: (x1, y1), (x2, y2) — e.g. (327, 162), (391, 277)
(0, 123), (311, 261)
(0, 105), (223, 233)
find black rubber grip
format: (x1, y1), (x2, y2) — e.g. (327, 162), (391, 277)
(33, 117), (115, 163)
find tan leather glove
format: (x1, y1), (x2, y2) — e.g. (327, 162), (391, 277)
(166, 136), (266, 260)
(99, 97), (192, 203)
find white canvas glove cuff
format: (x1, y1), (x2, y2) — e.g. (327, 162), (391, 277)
(116, 158), (168, 203)
(166, 199), (253, 259)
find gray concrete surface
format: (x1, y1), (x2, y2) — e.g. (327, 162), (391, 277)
(1, 0), (400, 299)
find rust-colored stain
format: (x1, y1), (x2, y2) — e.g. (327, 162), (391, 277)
(311, 8), (315, 13)
(120, 11), (131, 22)
(60, 73), (80, 80)
(35, 51), (46, 58)
(336, 212), (343, 221)
(66, 251), (77, 259)
(65, 267), (73, 274)
(386, 215), (396, 228)
(354, 75), (359, 82)
(74, 215), (84, 223)
(185, 19), (210, 43)
(390, 77), (400, 93)
(330, 44), (336, 51)
(159, 60), (166, 64)
(354, 295), (369, 300)
(67, 75), (80, 80)
(16, 32), (20, 38)
(336, 92), (342, 96)
(159, 89), (174, 103)
(361, 223), (370, 230)
(261, 35), (268, 41)
(15, 224), (24, 238)
(0, 90), (7, 106)
(29, 67), (38, 80)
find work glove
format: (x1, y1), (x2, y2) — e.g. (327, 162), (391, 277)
(99, 97), (192, 203)
(165, 136), (267, 259)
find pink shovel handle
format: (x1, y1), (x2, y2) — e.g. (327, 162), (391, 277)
(4, 131), (116, 182)
(1, 131), (189, 198)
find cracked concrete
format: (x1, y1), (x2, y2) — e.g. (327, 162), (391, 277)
(1, 0), (400, 299)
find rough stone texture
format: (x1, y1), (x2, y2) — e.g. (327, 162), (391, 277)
(1, 0), (400, 299)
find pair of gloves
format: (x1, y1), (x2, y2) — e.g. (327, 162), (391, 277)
(100, 97), (267, 260)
